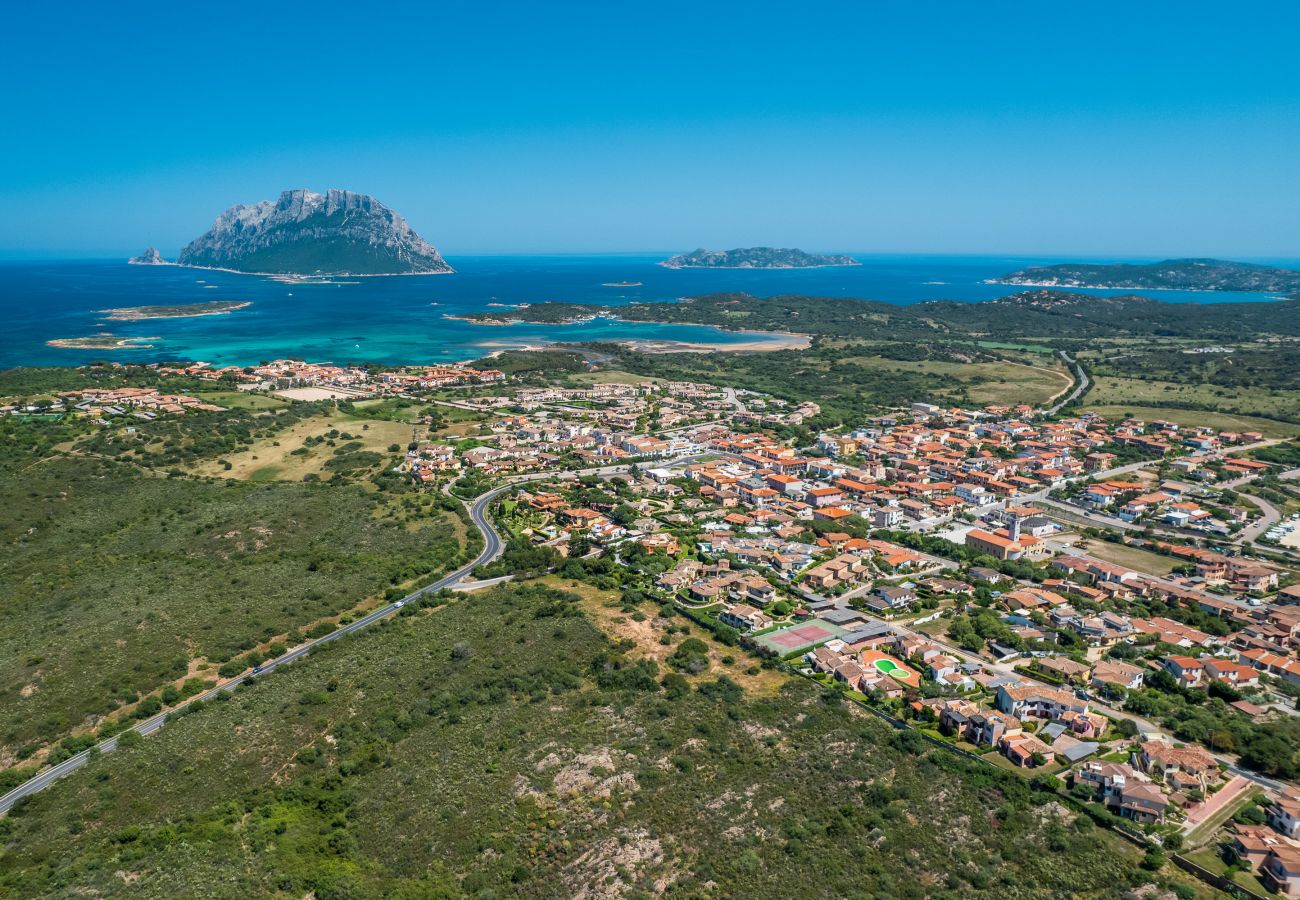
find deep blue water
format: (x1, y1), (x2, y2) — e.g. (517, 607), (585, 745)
(0, 254), (1292, 368)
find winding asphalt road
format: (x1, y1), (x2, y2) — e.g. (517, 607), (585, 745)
(1044, 351), (1089, 415)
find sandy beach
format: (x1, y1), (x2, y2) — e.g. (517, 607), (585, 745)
(615, 331), (811, 353)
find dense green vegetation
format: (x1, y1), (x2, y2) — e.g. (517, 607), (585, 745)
(0, 582), (1158, 898)
(1254, 440), (1300, 467)
(1089, 346), (1300, 392)
(502, 289), (1300, 345)
(1118, 666), (1300, 778)
(589, 342), (980, 425)
(0, 364), (227, 403)
(489, 348), (589, 376)
(77, 402), (330, 468)
(0, 454), (468, 754)
(993, 257), (1300, 293)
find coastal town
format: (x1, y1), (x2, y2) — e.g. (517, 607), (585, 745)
(7, 8), (1299, 894)
(377, 362), (1300, 895)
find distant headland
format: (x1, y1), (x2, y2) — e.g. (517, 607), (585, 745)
(660, 247), (861, 269)
(989, 257), (1300, 294)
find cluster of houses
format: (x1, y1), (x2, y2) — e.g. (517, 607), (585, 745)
(1079, 477), (1249, 535)
(156, 359), (504, 393)
(1233, 788), (1300, 895)
(446, 385), (770, 478)
(924, 680), (1225, 826)
(403, 442), (460, 483)
(59, 387), (226, 420)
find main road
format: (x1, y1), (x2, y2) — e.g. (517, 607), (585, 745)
(1044, 350), (1089, 416)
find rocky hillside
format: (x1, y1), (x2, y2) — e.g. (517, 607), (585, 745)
(661, 247), (859, 269)
(991, 258), (1300, 293)
(177, 189), (452, 276)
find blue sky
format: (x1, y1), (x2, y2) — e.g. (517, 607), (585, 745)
(3, 1), (1298, 258)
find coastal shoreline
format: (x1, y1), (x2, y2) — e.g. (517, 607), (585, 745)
(614, 330), (811, 353)
(472, 327), (810, 358)
(451, 310), (811, 352)
(47, 335), (160, 351)
(138, 261), (456, 279)
(983, 278), (1287, 297)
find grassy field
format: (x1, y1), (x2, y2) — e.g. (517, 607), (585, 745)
(1085, 375), (1300, 432)
(1184, 847), (1280, 898)
(0, 454), (466, 756)
(187, 410), (415, 481)
(1082, 402), (1300, 438)
(1071, 538), (1181, 576)
(973, 340), (1056, 354)
(0, 581), (1161, 899)
(192, 389), (289, 411)
(429, 403), (493, 438)
(568, 368), (669, 385)
(841, 356), (1073, 406)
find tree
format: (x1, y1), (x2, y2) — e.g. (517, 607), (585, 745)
(1240, 734), (1297, 779)
(661, 672), (690, 699)
(668, 638), (710, 675)
(1141, 848), (1166, 871)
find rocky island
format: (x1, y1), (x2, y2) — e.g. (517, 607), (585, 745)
(46, 333), (160, 350)
(990, 257), (1300, 293)
(660, 247), (860, 269)
(128, 247), (170, 266)
(456, 302), (603, 325)
(176, 189), (453, 277)
(100, 300), (252, 321)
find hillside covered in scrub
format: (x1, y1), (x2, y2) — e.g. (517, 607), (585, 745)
(0, 581), (1162, 898)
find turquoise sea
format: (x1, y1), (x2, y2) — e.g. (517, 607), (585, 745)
(0, 254), (1293, 368)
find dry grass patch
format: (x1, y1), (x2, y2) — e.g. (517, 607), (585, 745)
(842, 356), (1072, 406)
(188, 412), (414, 481)
(1073, 538), (1181, 576)
(541, 577), (786, 697)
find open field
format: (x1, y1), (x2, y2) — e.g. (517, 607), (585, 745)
(1085, 375), (1300, 431)
(972, 340), (1056, 354)
(568, 368), (670, 385)
(841, 355), (1073, 406)
(1081, 403), (1300, 438)
(192, 389), (289, 410)
(0, 455), (465, 756)
(429, 403), (493, 438)
(272, 386), (369, 401)
(1071, 539), (1182, 576)
(187, 410), (415, 481)
(0, 581), (1156, 898)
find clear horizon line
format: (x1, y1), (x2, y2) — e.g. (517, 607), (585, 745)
(3, 250), (1300, 265)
